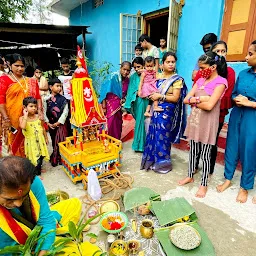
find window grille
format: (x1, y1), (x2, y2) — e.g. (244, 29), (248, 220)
(94, 0), (104, 8)
(120, 13), (142, 63)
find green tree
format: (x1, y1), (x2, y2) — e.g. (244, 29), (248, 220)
(29, 0), (52, 24)
(0, 0), (32, 22)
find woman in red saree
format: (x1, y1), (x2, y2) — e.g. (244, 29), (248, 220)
(0, 54), (42, 157)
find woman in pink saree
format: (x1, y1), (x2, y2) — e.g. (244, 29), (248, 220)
(99, 61), (131, 140)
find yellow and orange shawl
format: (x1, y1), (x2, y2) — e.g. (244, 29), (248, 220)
(0, 191), (40, 245)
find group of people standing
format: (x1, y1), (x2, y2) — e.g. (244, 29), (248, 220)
(0, 54), (74, 178)
(100, 33), (256, 204)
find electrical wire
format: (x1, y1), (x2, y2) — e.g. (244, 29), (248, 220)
(0, 39), (77, 52)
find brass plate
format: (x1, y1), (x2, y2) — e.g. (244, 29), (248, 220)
(100, 200), (120, 213)
(169, 224), (201, 250)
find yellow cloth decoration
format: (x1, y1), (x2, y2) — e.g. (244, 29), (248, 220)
(71, 77), (102, 127)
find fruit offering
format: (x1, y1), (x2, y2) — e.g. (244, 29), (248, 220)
(176, 215), (190, 223)
(102, 215), (125, 231)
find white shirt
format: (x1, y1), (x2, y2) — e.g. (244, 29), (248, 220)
(58, 74), (72, 100)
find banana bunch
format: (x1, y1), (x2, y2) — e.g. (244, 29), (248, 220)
(176, 215), (190, 223)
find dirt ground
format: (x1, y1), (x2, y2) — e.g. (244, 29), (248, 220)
(42, 141), (256, 256)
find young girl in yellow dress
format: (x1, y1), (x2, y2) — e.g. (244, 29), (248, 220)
(19, 97), (49, 177)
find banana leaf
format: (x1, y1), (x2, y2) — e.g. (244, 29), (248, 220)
(154, 222), (215, 256)
(123, 187), (160, 211)
(151, 197), (197, 226)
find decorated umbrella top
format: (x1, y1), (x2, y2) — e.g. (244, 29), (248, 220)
(70, 46), (106, 128)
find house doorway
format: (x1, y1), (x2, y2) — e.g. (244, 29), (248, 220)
(144, 11), (169, 47)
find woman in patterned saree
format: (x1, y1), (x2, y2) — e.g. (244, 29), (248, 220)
(0, 54), (42, 157)
(141, 52), (187, 173)
(99, 61), (131, 140)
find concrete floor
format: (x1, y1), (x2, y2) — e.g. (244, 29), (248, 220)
(42, 141), (256, 256)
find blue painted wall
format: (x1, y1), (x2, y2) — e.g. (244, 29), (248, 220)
(70, 0), (249, 121)
(176, 0), (225, 88)
(70, 0), (170, 64)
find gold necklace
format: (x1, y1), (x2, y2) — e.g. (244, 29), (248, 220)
(10, 73), (28, 93)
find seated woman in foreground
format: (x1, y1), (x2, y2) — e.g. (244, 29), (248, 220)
(0, 156), (101, 255)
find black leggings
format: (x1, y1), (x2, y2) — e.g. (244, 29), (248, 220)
(35, 156), (45, 176)
(189, 140), (212, 186)
(195, 122), (224, 174)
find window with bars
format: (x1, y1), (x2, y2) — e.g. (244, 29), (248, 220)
(120, 13), (142, 63)
(93, 0), (104, 8)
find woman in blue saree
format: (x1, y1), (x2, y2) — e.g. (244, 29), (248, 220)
(141, 52), (187, 173)
(124, 57), (149, 152)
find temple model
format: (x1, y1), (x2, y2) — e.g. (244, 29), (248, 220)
(59, 46), (122, 189)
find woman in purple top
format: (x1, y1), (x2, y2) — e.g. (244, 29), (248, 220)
(179, 51), (227, 198)
(99, 61), (131, 140)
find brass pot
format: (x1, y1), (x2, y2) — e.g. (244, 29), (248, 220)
(140, 219), (154, 239)
(109, 240), (129, 256)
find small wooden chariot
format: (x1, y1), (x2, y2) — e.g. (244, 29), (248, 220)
(59, 47), (122, 190)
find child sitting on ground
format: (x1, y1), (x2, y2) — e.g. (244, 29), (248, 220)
(138, 56), (163, 116)
(19, 97), (49, 178)
(44, 78), (69, 167)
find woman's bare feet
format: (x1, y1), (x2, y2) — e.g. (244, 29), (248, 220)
(195, 185), (207, 198)
(178, 177), (194, 186)
(216, 180), (231, 192)
(236, 188), (248, 203)
(252, 196), (256, 204)
(144, 111), (152, 117)
(154, 107), (164, 112)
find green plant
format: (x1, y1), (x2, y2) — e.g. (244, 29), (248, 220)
(0, 0), (32, 22)
(0, 226), (55, 256)
(46, 212), (106, 255)
(63, 212), (105, 255)
(43, 70), (62, 80)
(88, 60), (113, 95)
(0, 213), (106, 256)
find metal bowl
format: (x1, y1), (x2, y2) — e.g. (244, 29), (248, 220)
(109, 240), (129, 256)
(46, 190), (69, 206)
